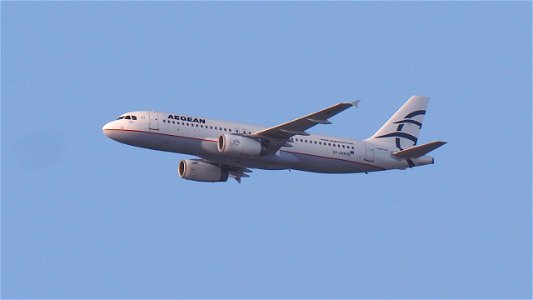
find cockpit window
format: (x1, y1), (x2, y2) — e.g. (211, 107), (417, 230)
(117, 115), (137, 120)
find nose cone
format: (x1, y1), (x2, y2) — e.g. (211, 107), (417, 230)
(102, 121), (115, 138)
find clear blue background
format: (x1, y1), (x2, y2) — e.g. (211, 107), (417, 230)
(2, 2), (531, 298)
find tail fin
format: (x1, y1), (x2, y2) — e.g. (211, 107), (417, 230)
(366, 96), (429, 150)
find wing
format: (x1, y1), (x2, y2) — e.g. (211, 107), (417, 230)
(251, 100), (360, 153)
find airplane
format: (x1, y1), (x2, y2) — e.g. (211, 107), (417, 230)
(102, 96), (446, 183)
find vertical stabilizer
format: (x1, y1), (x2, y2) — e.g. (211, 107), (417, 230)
(366, 96), (429, 150)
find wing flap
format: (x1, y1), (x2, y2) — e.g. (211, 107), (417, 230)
(307, 118), (332, 124)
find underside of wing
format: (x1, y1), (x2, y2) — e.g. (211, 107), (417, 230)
(200, 159), (253, 183)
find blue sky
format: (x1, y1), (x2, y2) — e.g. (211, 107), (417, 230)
(2, 2), (531, 298)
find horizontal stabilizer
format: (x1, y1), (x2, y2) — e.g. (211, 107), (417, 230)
(392, 141), (447, 158)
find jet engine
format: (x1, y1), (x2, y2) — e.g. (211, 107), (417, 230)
(178, 160), (229, 182)
(217, 134), (266, 156)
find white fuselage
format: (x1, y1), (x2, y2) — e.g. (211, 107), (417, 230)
(102, 111), (434, 174)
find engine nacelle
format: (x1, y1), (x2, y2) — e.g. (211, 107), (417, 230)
(217, 134), (265, 156)
(178, 160), (228, 182)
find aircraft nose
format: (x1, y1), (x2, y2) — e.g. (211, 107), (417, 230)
(102, 121), (114, 137)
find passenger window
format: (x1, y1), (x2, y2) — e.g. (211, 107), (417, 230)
(229, 129), (232, 132)
(328, 143), (331, 146)
(314, 141), (317, 144)
(163, 120), (166, 123)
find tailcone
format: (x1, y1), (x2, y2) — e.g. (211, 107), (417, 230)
(412, 155), (434, 167)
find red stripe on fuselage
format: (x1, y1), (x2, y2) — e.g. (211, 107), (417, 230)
(103, 128), (385, 171)
(103, 128), (218, 143)
(280, 150), (385, 170)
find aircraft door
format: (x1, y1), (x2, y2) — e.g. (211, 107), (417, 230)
(364, 142), (374, 162)
(149, 112), (159, 130)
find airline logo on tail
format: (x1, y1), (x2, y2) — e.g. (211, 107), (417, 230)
(375, 109), (426, 150)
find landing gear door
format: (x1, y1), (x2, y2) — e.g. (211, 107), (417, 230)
(364, 142), (374, 162)
(149, 112), (159, 130)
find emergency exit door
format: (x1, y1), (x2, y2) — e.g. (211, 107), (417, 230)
(364, 142), (374, 162)
(149, 112), (159, 130)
